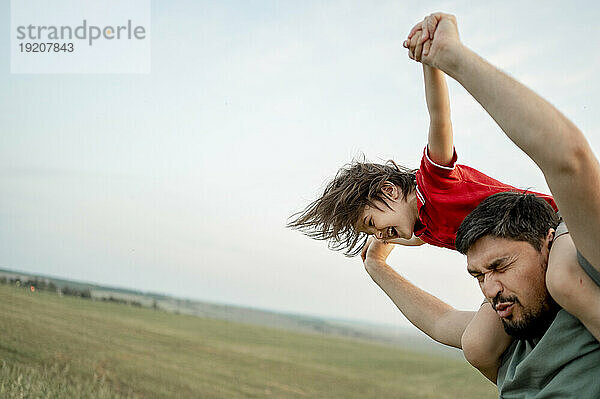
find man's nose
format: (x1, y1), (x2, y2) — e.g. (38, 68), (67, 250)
(481, 274), (503, 299)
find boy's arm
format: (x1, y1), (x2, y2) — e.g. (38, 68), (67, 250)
(423, 65), (454, 166)
(386, 236), (425, 246)
(362, 237), (475, 348)
(461, 303), (512, 383)
(414, 13), (600, 272)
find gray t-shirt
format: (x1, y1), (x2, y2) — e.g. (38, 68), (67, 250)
(496, 251), (600, 398)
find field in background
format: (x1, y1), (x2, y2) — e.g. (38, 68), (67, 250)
(0, 284), (497, 398)
(0, 268), (467, 356)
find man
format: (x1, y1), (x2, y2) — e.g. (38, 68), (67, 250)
(362, 13), (600, 397)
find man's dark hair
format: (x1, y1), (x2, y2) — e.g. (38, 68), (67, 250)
(287, 158), (417, 257)
(456, 192), (560, 254)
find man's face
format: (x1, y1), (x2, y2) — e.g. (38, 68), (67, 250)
(357, 186), (418, 242)
(466, 235), (559, 339)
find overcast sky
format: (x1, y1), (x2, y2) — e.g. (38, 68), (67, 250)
(1, 0), (599, 330)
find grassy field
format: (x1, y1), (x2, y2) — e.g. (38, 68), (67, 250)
(0, 284), (497, 398)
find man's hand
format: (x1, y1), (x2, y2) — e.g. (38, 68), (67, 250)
(361, 237), (394, 268)
(404, 13), (463, 71)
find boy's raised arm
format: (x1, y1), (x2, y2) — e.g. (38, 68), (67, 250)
(423, 65), (454, 166)
(406, 31), (454, 166)
(413, 13), (600, 271)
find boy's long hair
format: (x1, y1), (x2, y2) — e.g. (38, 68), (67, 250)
(287, 158), (417, 257)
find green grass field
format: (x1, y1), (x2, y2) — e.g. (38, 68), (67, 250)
(0, 284), (497, 398)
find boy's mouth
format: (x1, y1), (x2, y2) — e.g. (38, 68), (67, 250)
(386, 226), (398, 239)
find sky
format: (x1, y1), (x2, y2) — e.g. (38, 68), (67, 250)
(1, 0), (600, 330)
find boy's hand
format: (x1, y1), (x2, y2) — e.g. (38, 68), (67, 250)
(403, 28), (425, 62)
(404, 13), (462, 70)
(361, 237), (394, 267)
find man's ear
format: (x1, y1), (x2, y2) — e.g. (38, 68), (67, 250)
(381, 182), (400, 201)
(546, 228), (556, 250)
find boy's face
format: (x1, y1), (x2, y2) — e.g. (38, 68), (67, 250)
(357, 183), (418, 242)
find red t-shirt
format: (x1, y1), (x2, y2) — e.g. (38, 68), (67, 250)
(414, 147), (557, 250)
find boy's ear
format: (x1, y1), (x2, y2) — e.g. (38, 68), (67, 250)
(381, 182), (400, 201)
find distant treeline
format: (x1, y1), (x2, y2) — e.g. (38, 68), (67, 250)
(98, 296), (144, 307)
(0, 276), (81, 295)
(0, 276), (152, 308)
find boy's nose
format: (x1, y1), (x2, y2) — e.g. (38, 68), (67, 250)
(375, 230), (383, 239)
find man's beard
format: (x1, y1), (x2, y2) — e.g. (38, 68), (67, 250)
(492, 293), (561, 340)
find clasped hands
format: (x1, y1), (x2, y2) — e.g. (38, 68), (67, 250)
(401, 13), (461, 68)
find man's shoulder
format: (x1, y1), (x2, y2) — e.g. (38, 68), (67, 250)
(577, 250), (600, 287)
(498, 310), (600, 396)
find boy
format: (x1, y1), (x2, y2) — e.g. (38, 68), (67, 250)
(289, 27), (600, 375)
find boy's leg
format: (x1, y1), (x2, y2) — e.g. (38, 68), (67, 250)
(461, 302), (512, 383)
(546, 233), (600, 341)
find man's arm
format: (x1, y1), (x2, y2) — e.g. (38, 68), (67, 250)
(362, 237), (474, 348)
(413, 13), (600, 272)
